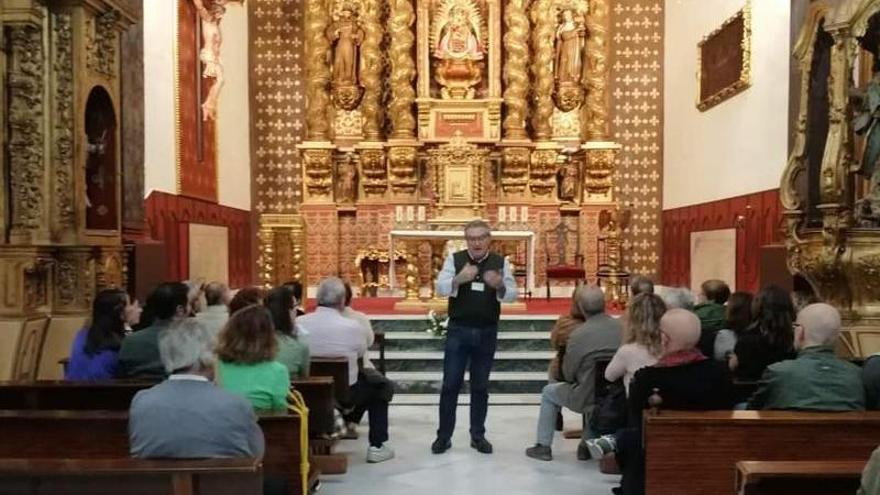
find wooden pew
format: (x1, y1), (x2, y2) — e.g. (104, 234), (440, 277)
(0, 410), (316, 495)
(0, 457), (262, 495)
(292, 377), (335, 438)
(309, 357), (351, 405)
(644, 411), (880, 495)
(735, 460), (865, 495)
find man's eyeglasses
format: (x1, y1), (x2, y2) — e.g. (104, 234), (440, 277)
(465, 234), (490, 242)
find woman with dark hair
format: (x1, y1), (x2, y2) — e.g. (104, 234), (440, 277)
(547, 288), (587, 381)
(216, 305), (290, 411)
(228, 287), (266, 315)
(730, 285), (796, 382)
(266, 286), (310, 378)
(66, 288), (135, 380)
(713, 291), (754, 361)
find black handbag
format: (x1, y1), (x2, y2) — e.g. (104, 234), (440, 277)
(590, 380), (627, 436)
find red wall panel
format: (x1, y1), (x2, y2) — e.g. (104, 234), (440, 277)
(145, 191), (253, 287)
(661, 189), (782, 293)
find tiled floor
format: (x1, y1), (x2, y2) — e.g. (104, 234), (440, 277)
(318, 405), (620, 495)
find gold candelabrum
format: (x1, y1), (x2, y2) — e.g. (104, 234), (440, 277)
(781, 0), (880, 357)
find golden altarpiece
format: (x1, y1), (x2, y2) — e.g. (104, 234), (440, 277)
(783, 0), (880, 357)
(269, 0), (624, 300)
(0, 1), (134, 323)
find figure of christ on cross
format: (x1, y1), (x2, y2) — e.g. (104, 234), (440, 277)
(191, 0), (241, 121)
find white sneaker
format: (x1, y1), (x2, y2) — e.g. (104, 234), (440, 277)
(366, 444), (395, 463)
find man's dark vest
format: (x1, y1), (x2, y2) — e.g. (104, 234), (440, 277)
(448, 250), (504, 328)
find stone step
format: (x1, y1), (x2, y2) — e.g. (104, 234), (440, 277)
(392, 393), (541, 406)
(381, 332), (551, 352)
(372, 350), (552, 372)
(389, 371), (549, 394)
(372, 317), (555, 333)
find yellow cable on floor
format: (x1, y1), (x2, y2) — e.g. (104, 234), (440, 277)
(288, 389), (310, 495)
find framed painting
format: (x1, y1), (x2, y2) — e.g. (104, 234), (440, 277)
(697, 2), (752, 111)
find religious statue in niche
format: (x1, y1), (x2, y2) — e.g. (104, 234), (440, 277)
(553, 8), (586, 112)
(192, 0), (241, 121)
(598, 207), (631, 272)
(431, 0), (485, 99)
(853, 29), (880, 227)
(336, 153), (359, 203)
(327, 2), (365, 111)
(557, 155), (578, 202)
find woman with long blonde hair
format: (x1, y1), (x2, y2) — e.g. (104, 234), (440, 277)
(604, 292), (666, 394)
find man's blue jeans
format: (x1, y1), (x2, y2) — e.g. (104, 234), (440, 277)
(437, 322), (498, 441)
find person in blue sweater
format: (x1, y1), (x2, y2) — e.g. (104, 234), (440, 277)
(66, 288), (135, 380)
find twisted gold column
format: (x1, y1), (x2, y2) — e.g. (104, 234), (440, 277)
(503, 0), (529, 140)
(530, 0), (554, 140)
(389, 0), (417, 140)
(305, 0), (331, 141)
(584, 0), (610, 140)
(361, 0), (384, 141)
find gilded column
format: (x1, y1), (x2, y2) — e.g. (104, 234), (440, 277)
(530, 0), (554, 140)
(360, 0), (384, 141)
(584, 0), (610, 140)
(503, 0), (529, 140)
(305, 0), (331, 141)
(388, 0), (417, 139)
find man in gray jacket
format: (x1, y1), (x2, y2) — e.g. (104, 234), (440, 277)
(129, 318), (264, 459)
(526, 285), (621, 461)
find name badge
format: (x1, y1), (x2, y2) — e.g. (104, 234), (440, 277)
(471, 282), (485, 292)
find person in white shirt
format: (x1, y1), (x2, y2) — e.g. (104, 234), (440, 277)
(342, 282), (375, 370)
(195, 281), (230, 338)
(297, 277), (394, 464)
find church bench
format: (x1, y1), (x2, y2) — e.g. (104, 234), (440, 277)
(0, 409), (316, 495)
(735, 460), (865, 495)
(643, 410), (880, 495)
(309, 357), (352, 405)
(291, 376), (348, 475)
(0, 457), (262, 495)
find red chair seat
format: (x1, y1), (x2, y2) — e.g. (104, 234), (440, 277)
(546, 266), (586, 279)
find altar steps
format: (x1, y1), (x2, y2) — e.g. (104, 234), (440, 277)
(371, 316), (555, 406)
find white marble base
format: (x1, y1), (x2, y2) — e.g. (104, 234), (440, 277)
(318, 405), (621, 494)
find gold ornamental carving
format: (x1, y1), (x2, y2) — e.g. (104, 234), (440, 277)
(501, 147), (530, 195)
(360, 0), (384, 140)
(583, 144), (619, 200)
(258, 214), (307, 288)
(502, 0), (529, 139)
(430, 0), (486, 99)
(306, 0), (332, 140)
(389, 0), (417, 139)
(529, 148), (558, 197)
(52, 11), (76, 234)
(95, 247), (125, 291)
(302, 148), (334, 200)
(430, 136), (488, 221)
(584, 0), (610, 140)
(388, 146), (419, 195)
(358, 148), (388, 197)
(552, 6), (587, 112)
(85, 9), (119, 79)
(7, 24), (45, 236)
(530, 0), (555, 140)
(54, 247), (95, 314)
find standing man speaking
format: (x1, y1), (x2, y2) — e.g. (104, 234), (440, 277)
(432, 220), (517, 455)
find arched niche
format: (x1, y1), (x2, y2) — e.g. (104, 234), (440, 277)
(804, 19), (834, 228)
(84, 86), (119, 232)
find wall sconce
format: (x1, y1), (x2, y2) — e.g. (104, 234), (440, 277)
(735, 204), (753, 229)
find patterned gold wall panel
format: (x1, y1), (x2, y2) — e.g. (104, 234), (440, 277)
(609, 0), (663, 278)
(249, 0), (306, 213)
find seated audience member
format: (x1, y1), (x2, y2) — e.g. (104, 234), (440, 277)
(228, 286), (266, 314)
(129, 318), (264, 458)
(694, 279), (730, 357)
(713, 291), (753, 361)
(584, 292), (665, 459)
(548, 290), (586, 382)
(525, 286), (621, 462)
(118, 282), (191, 379)
(196, 281), (230, 337)
(616, 309), (735, 495)
(298, 277), (395, 464)
(183, 280), (204, 316)
(660, 287), (695, 311)
(864, 353), (880, 410)
(266, 285), (310, 378)
(216, 305), (290, 411)
(123, 296), (142, 334)
(748, 303), (865, 411)
(342, 281), (375, 370)
(282, 280), (306, 317)
(66, 289), (135, 380)
(859, 445), (880, 495)
(730, 285), (796, 383)
(629, 275), (655, 297)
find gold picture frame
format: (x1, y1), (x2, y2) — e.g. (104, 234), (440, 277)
(697, 1), (752, 111)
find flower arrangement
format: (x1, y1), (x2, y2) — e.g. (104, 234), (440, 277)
(426, 309), (449, 338)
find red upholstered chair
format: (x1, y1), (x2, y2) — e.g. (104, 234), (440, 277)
(544, 222), (585, 300)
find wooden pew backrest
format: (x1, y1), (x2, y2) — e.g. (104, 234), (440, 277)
(0, 381), (154, 410)
(736, 460), (866, 495)
(37, 316), (88, 380)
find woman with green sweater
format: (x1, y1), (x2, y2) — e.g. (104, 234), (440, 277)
(216, 305), (290, 411)
(266, 286), (310, 378)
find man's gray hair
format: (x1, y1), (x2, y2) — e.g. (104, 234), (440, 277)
(463, 219), (492, 234)
(316, 277), (347, 308)
(629, 275), (654, 296)
(158, 318), (216, 373)
(661, 287), (695, 311)
(575, 285), (606, 316)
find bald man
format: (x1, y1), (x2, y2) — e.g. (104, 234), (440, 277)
(748, 303), (865, 411)
(616, 309), (734, 495)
